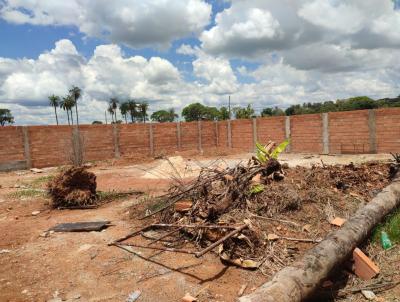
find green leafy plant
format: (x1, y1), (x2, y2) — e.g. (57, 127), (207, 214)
(372, 209), (400, 244)
(249, 184), (265, 194)
(256, 139), (290, 163)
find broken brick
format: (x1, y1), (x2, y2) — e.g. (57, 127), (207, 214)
(353, 248), (380, 280)
(330, 217), (346, 227)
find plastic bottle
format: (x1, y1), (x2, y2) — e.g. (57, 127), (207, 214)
(381, 231), (393, 250)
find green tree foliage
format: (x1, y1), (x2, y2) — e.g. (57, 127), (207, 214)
(219, 106), (230, 120)
(60, 95), (75, 125)
(127, 100), (138, 123)
(0, 108), (14, 126)
(92, 120), (103, 124)
(119, 102), (129, 124)
(181, 103), (228, 121)
(109, 97), (119, 122)
(151, 108), (178, 122)
(261, 106), (285, 117)
(48, 94), (60, 125)
(182, 103), (206, 121)
(69, 86), (82, 125)
(233, 104), (255, 119)
(138, 101), (149, 123)
(284, 96), (387, 116)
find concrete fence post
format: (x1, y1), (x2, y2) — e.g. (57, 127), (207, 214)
(252, 118), (258, 151)
(368, 110), (377, 154)
(176, 122), (182, 150)
(322, 113), (330, 154)
(285, 116), (291, 152)
(112, 124), (120, 158)
(215, 120), (219, 147)
(198, 120), (202, 152)
(227, 120), (232, 148)
(22, 126), (32, 169)
(149, 122), (154, 156)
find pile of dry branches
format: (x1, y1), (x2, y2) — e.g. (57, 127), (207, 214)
(126, 153), (393, 274)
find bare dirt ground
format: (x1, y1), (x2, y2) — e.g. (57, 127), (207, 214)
(0, 152), (398, 302)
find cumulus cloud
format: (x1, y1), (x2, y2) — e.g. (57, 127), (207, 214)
(0, 0), (212, 48)
(0, 39), (189, 124)
(1, 1), (400, 125)
(200, 0), (400, 71)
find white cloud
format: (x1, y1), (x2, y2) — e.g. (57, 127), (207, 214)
(1, 1), (400, 125)
(0, 0), (212, 48)
(200, 0), (400, 65)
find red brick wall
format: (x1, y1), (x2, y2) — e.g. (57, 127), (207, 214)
(201, 121), (217, 149)
(216, 121), (228, 147)
(153, 122), (178, 154)
(290, 114), (323, 153)
(180, 122), (198, 150)
(119, 124), (150, 157)
(79, 125), (115, 161)
(256, 116), (286, 144)
(231, 119), (253, 151)
(29, 126), (73, 168)
(3, 108), (400, 169)
(376, 108), (400, 153)
(0, 126), (25, 163)
(329, 111), (370, 154)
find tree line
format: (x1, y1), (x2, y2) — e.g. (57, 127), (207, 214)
(1, 94), (400, 126)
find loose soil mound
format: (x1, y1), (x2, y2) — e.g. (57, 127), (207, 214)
(48, 166), (97, 208)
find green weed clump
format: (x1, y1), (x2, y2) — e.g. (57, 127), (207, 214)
(372, 208), (400, 244)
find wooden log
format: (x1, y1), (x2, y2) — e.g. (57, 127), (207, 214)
(239, 173), (400, 302)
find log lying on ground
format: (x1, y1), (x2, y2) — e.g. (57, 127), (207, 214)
(239, 173), (400, 302)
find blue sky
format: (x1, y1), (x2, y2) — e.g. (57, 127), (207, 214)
(0, 0), (399, 125)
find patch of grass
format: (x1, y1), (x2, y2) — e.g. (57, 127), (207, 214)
(372, 208), (400, 244)
(29, 175), (54, 188)
(96, 190), (142, 202)
(8, 189), (47, 199)
(144, 196), (168, 214)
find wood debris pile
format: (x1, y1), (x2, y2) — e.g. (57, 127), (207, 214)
(118, 152), (393, 276)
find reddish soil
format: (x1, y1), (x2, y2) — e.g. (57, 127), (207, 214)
(0, 168), (266, 302)
(0, 155), (399, 302)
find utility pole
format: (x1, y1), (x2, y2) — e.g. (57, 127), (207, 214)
(228, 95), (231, 120)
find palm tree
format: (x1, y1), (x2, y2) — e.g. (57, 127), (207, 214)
(168, 108), (178, 121)
(120, 102), (129, 124)
(127, 100), (137, 123)
(107, 104), (115, 123)
(138, 101), (149, 123)
(48, 94), (60, 125)
(61, 95), (75, 125)
(69, 86), (82, 125)
(109, 98), (119, 122)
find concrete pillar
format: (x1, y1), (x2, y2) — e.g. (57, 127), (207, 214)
(227, 120), (232, 148)
(149, 123), (154, 156)
(112, 124), (120, 158)
(198, 120), (202, 152)
(22, 126), (32, 169)
(368, 110), (377, 154)
(285, 116), (291, 152)
(322, 113), (329, 154)
(252, 118), (258, 151)
(215, 120), (219, 147)
(176, 122), (182, 150)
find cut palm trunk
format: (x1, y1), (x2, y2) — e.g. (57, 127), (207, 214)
(239, 173), (400, 302)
